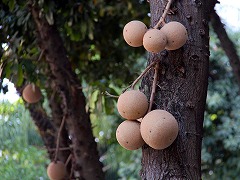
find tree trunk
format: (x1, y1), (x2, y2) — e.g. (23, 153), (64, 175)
(140, 0), (209, 179)
(27, 104), (56, 159)
(47, 85), (72, 174)
(29, 4), (104, 180)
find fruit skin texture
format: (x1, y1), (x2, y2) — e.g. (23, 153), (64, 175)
(140, 109), (179, 150)
(143, 28), (167, 53)
(116, 120), (145, 150)
(22, 84), (42, 103)
(47, 161), (66, 180)
(123, 20), (148, 47)
(161, 21), (188, 50)
(117, 90), (148, 120)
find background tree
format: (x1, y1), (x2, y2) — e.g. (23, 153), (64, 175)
(0, 0), (148, 179)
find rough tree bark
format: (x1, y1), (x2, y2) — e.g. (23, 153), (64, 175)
(26, 89), (71, 164)
(29, 3), (104, 180)
(140, 0), (209, 179)
(47, 84), (72, 174)
(27, 104), (56, 159)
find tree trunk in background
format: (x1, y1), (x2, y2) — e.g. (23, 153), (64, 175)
(27, 104), (56, 159)
(29, 4), (104, 180)
(140, 0), (209, 179)
(47, 86), (72, 174)
(210, 10), (240, 92)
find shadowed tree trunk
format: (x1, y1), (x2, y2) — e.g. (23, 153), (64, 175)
(28, 3), (104, 180)
(46, 84), (73, 174)
(140, 0), (209, 179)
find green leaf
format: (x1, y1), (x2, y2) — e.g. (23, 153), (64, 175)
(2, 0), (16, 12)
(90, 90), (99, 110)
(80, 22), (87, 39)
(17, 64), (24, 86)
(45, 11), (54, 25)
(3, 62), (12, 79)
(104, 98), (115, 115)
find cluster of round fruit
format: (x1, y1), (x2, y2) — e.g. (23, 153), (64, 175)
(116, 90), (179, 150)
(123, 20), (188, 53)
(22, 84), (42, 103)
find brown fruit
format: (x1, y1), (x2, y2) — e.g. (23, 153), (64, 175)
(22, 84), (42, 103)
(140, 110), (179, 150)
(143, 29), (167, 53)
(47, 161), (66, 180)
(161, 21), (188, 50)
(116, 120), (145, 150)
(117, 90), (148, 120)
(123, 20), (148, 47)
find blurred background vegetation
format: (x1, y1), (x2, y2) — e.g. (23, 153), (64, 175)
(0, 100), (49, 179)
(1, 0), (240, 179)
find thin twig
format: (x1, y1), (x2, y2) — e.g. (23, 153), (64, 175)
(65, 154), (72, 167)
(131, 61), (157, 90)
(148, 63), (159, 113)
(0, 63), (3, 78)
(54, 115), (66, 162)
(70, 162), (74, 179)
(122, 84), (132, 93)
(104, 91), (119, 98)
(154, 0), (173, 29)
(37, 49), (45, 61)
(48, 147), (72, 151)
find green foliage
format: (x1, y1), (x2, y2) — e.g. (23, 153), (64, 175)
(93, 119), (142, 179)
(0, 1), (149, 91)
(0, 147), (49, 180)
(201, 29), (240, 179)
(0, 100), (49, 179)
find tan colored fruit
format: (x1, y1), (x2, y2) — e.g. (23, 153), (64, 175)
(123, 20), (148, 47)
(161, 21), (188, 50)
(117, 90), (148, 120)
(22, 84), (42, 103)
(116, 120), (145, 150)
(140, 109), (179, 150)
(143, 29), (167, 53)
(47, 161), (66, 180)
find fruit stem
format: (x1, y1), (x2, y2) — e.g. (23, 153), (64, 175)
(153, 0), (173, 29)
(54, 115), (66, 162)
(148, 63), (159, 113)
(131, 61), (157, 90)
